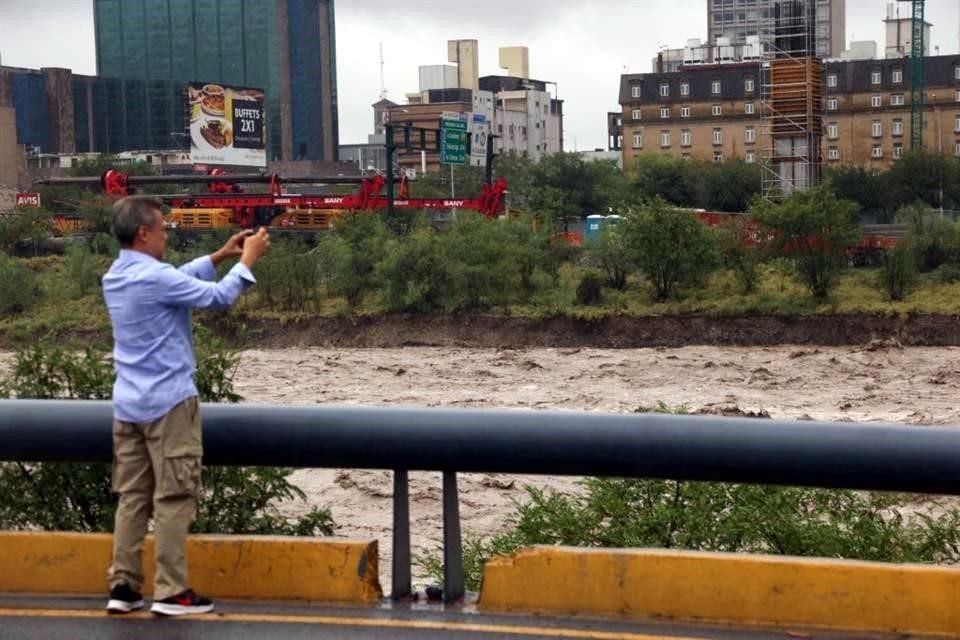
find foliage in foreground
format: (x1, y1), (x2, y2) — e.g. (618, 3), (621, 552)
(419, 405), (960, 591)
(0, 338), (333, 536)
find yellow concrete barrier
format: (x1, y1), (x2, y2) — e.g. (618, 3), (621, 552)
(0, 532), (381, 602)
(479, 546), (960, 637)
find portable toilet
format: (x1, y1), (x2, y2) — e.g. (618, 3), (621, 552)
(605, 214), (623, 228)
(584, 214), (604, 242)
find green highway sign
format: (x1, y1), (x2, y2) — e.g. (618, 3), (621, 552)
(440, 115), (468, 165)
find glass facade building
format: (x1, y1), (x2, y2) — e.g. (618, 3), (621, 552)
(93, 0), (338, 161)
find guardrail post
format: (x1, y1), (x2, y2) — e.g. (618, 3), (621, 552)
(391, 469), (411, 600)
(442, 470), (465, 602)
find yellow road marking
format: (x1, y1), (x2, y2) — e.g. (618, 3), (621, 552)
(0, 608), (709, 640)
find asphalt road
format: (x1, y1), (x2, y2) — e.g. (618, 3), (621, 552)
(0, 596), (935, 640)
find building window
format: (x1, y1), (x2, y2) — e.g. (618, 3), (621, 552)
(617, 135), (623, 148)
(745, 151), (755, 163)
(711, 79), (721, 95)
(631, 84), (642, 98)
(632, 108), (642, 120)
(955, 141), (960, 156)
(713, 151), (723, 162)
(872, 120), (882, 137)
(659, 83), (669, 97)
(827, 122), (838, 139)
(871, 70), (881, 85)
(745, 102), (755, 115)
(892, 69), (903, 83)
(892, 118), (903, 136)
(660, 106), (670, 119)
(827, 73), (837, 88)
(680, 105), (690, 118)
(681, 129), (692, 146)
(632, 131), (643, 148)
(744, 78), (755, 93)
(827, 147), (839, 160)
(893, 143), (903, 159)
(616, 117), (622, 126)
(745, 126), (755, 144)
(871, 144), (883, 159)
(680, 81), (690, 96)
(955, 115), (960, 132)
(712, 104), (722, 116)
(660, 130), (671, 147)
(827, 97), (838, 111)
(681, 152), (691, 160)
(713, 128), (723, 145)
(955, 66), (960, 80)
(890, 94), (905, 106)
(871, 95), (882, 108)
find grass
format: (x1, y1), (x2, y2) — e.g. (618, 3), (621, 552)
(4, 251), (960, 348)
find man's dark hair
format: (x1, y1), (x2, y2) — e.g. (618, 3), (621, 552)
(112, 196), (163, 247)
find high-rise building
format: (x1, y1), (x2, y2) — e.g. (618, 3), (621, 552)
(93, 0), (338, 162)
(707, 0), (845, 59)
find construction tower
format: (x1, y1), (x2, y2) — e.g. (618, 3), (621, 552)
(759, 0), (823, 199)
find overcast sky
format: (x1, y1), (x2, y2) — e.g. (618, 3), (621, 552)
(1, 0), (959, 150)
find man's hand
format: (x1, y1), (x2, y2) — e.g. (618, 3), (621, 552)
(240, 227), (271, 269)
(211, 230), (254, 267)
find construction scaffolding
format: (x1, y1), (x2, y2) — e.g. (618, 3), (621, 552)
(758, 0), (823, 199)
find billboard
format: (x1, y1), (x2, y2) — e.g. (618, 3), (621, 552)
(187, 82), (266, 167)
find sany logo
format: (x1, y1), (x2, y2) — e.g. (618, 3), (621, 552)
(443, 200), (465, 207)
(273, 198), (292, 205)
(322, 197), (345, 205)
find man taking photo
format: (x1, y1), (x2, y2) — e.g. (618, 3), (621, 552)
(102, 196), (269, 616)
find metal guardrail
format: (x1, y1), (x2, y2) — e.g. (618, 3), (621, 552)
(3, 400), (960, 602)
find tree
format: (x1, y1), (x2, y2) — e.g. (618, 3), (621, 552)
(696, 159), (761, 212)
(630, 155), (697, 206)
(749, 187), (860, 299)
(620, 197), (720, 301)
(586, 226), (632, 290)
(824, 165), (893, 222)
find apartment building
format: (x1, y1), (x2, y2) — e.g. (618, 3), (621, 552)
(619, 53), (960, 170)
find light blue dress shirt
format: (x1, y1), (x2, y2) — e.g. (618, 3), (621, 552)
(102, 249), (255, 423)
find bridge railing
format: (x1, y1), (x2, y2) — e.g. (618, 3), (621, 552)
(3, 399), (960, 602)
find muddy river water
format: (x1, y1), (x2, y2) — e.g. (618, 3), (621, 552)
(5, 343), (958, 584)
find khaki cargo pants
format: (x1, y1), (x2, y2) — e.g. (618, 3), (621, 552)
(107, 397), (202, 600)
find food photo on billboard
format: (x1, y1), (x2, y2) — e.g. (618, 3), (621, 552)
(187, 82), (266, 167)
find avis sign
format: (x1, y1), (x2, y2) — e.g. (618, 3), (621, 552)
(16, 192), (41, 208)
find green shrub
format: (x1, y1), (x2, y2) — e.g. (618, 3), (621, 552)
(377, 228), (448, 312)
(0, 254), (41, 315)
(90, 232), (119, 256)
(879, 242), (917, 301)
(587, 227), (631, 290)
(897, 203), (959, 272)
(253, 242), (322, 311)
(438, 213), (551, 312)
(575, 270), (604, 305)
(65, 244), (103, 299)
(716, 217), (762, 294)
(620, 198), (720, 301)
(750, 187), (860, 299)
(319, 214), (388, 311)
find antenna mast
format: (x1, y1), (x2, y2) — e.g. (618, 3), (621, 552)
(379, 42), (387, 100)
